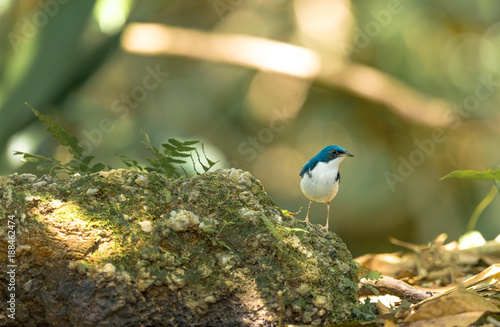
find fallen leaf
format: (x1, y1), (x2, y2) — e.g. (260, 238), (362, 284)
(383, 320), (398, 327)
(405, 311), (488, 327)
(412, 264), (500, 310)
(355, 253), (411, 277)
(463, 263), (500, 290)
(405, 288), (499, 325)
(376, 299), (391, 315)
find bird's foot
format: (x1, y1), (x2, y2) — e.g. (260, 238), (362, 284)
(300, 217), (313, 227)
(318, 224), (329, 231)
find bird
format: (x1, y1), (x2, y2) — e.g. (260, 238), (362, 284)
(299, 145), (354, 231)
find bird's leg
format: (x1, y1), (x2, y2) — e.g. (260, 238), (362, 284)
(319, 202), (330, 231)
(300, 200), (313, 226)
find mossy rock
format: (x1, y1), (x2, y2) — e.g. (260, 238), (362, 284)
(0, 168), (359, 326)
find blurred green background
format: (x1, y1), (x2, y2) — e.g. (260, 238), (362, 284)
(1, 0), (499, 257)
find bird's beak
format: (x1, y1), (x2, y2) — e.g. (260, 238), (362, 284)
(345, 152), (354, 157)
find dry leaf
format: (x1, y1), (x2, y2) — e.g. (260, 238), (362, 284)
(414, 264), (500, 309)
(463, 263), (500, 290)
(376, 299), (391, 315)
(405, 311), (488, 327)
(405, 288), (499, 324)
(355, 253), (411, 277)
(382, 320), (398, 327)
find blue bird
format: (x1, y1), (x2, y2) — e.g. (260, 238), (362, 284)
(299, 145), (354, 230)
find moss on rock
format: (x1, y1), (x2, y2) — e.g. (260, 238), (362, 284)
(0, 169), (359, 326)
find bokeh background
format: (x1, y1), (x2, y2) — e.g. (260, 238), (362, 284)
(1, 0), (499, 256)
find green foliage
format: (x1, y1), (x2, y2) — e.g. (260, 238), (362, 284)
(356, 262), (383, 296)
(14, 104), (108, 175)
(355, 261), (382, 282)
(441, 168), (500, 233)
(204, 220), (236, 251)
(465, 185), (499, 233)
(440, 169), (500, 181)
(118, 130), (218, 178)
(352, 297), (378, 321)
(14, 105), (218, 178)
(351, 265), (383, 321)
(361, 268), (383, 282)
(260, 213), (284, 252)
(280, 226), (309, 234)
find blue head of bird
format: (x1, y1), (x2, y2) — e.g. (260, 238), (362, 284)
(299, 145), (354, 230)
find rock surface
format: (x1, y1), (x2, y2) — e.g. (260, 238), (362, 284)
(0, 169), (359, 326)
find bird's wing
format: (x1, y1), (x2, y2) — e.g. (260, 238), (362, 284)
(300, 159), (318, 178)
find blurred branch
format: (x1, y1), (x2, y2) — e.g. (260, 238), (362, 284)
(122, 23), (452, 127)
(122, 23), (321, 78)
(319, 63), (451, 127)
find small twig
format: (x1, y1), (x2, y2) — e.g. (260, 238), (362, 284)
(215, 221), (227, 239)
(487, 316), (500, 327)
(358, 276), (434, 303)
(277, 290), (284, 327)
(285, 207), (302, 217)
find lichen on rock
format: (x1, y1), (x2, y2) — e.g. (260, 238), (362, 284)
(166, 209), (199, 231)
(0, 168), (359, 326)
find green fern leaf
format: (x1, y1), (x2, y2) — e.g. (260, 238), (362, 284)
(90, 163), (106, 172)
(82, 156), (95, 165)
(27, 103), (84, 159)
(182, 140), (199, 146)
